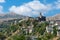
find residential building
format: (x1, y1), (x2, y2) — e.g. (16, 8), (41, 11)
(46, 25), (53, 34)
(46, 20), (60, 36)
(21, 22), (34, 35)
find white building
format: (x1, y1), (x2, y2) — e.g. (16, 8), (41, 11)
(21, 22), (34, 35)
(56, 25), (60, 36)
(47, 20), (60, 36)
(46, 25), (53, 34)
(54, 20), (60, 36)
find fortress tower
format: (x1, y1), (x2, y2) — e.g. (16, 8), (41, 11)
(38, 13), (46, 22)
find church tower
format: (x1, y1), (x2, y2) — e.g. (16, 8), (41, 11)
(38, 12), (46, 22)
(39, 13), (42, 18)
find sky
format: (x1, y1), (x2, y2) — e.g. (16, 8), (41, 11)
(0, 0), (60, 17)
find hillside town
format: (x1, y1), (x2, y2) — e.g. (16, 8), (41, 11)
(0, 0), (60, 40)
(0, 12), (60, 40)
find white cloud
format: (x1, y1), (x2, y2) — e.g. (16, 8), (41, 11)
(9, 5), (32, 15)
(57, 0), (60, 2)
(56, 4), (60, 9)
(25, 1), (48, 11)
(0, 0), (5, 3)
(54, 0), (60, 9)
(0, 6), (3, 13)
(9, 1), (52, 16)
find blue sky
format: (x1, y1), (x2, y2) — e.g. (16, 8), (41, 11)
(0, 0), (60, 17)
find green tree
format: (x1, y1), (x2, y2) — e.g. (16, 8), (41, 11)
(53, 26), (57, 36)
(0, 32), (6, 40)
(12, 34), (26, 40)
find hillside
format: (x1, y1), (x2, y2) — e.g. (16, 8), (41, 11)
(0, 12), (26, 19)
(0, 12), (27, 23)
(46, 13), (60, 21)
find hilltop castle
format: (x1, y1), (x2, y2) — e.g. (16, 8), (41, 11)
(37, 13), (46, 22)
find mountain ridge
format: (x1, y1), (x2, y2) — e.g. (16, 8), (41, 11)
(46, 13), (60, 21)
(0, 12), (27, 23)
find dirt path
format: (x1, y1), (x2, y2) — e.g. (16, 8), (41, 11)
(5, 29), (20, 40)
(53, 37), (59, 40)
(5, 19), (25, 40)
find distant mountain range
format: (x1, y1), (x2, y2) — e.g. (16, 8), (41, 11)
(0, 12), (27, 23)
(0, 12), (26, 19)
(1, 12), (60, 22)
(46, 14), (60, 21)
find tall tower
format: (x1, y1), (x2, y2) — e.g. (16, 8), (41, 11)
(39, 13), (42, 18)
(38, 12), (46, 22)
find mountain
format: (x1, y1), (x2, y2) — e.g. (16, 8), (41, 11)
(46, 13), (60, 21)
(0, 12), (26, 19)
(0, 13), (5, 16)
(0, 12), (27, 22)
